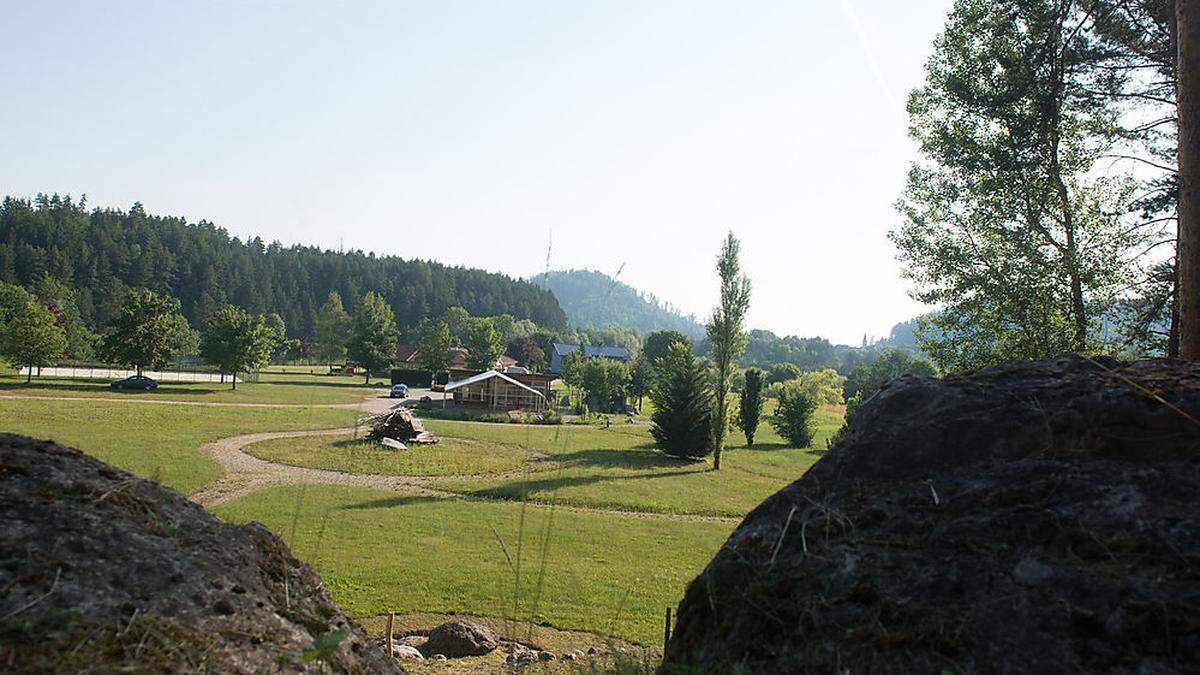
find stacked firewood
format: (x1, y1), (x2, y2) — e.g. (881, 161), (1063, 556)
(361, 407), (438, 444)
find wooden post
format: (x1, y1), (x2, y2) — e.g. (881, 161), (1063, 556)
(1180, 0), (1200, 358)
(663, 607), (672, 657)
(386, 611), (395, 657)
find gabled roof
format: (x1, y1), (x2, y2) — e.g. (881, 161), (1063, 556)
(551, 343), (632, 359)
(444, 369), (546, 398)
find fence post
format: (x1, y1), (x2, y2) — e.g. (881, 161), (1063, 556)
(663, 606), (672, 658)
(386, 611), (395, 657)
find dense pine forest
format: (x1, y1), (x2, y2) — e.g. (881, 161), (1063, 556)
(0, 195), (568, 338)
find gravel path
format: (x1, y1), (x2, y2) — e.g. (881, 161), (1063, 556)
(190, 428), (741, 524)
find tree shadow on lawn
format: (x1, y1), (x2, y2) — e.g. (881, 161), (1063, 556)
(452, 467), (711, 502)
(338, 493), (448, 511)
(553, 447), (705, 471)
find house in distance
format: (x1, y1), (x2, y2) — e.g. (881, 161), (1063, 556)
(548, 343), (632, 374)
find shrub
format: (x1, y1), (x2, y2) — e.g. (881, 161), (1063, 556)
(650, 343), (713, 459)
(770, 382), (819, 447)
(736, 368), (765, 447)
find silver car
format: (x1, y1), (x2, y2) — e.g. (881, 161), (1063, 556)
(389, 384), (409, 399)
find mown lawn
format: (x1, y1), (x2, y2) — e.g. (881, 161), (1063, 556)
(0, 372), (372, 405)
(243, 433), (533, 477)
(214, 484), (734, 644)
(0, 399), (360, 494)
(234, 407), (842, 517)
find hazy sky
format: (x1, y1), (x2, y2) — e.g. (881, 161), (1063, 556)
(2, 0), (955, 345)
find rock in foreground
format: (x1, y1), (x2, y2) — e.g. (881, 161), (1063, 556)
(0, 434), (400, 674)
(664, 356), (1200, 673)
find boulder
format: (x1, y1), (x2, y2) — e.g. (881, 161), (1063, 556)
(421, 618), (499, 657)
(390, 644), (423, 660)
(0, 434), (400, 674)
(663, 356), (1200, 674)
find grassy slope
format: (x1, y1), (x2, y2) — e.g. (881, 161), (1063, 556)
(214, 484), (733, 644)
(0, 399), (359, 493)
(0, 372), (373, 405)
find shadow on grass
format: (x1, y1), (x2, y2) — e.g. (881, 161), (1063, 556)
(339, 494), (446, 511)
(552, 447), (706, 470)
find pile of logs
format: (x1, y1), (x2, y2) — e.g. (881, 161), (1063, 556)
(361, 407), (438, 445)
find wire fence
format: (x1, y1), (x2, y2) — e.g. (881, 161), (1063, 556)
(19, 365), (241, 384)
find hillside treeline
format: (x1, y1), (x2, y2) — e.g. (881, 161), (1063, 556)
(0, 195), (567, 338)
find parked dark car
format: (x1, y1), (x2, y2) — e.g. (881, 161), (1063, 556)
(389, 384), (409, 399)
(111, 375), (158, 391)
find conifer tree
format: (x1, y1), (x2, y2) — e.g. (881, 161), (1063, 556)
(650, 343), (714, 459)
(737, 367), (765, 447)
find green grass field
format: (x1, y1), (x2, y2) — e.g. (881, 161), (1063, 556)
(2, 378), (842, 646)
(237, 408), (839, 517)
(0, 398), (360, 493)
(0, 372), (373, 405)
(244, 433), (534, 476)
(214, 484), (734, 644)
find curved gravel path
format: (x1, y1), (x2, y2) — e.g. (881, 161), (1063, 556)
(189, 428), (740, 524)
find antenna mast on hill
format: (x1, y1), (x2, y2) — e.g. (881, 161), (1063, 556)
(542, 229), (553, 289)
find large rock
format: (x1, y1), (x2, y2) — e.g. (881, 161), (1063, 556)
(0, 434), (401, 674)
(663, 356), (1200, 673)
(421, 618), (500, 657)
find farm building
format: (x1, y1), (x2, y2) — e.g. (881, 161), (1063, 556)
(444, 369), (548, 411)
(548, 343), (632, 374)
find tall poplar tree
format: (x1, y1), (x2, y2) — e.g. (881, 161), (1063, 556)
(705, 232), (751, 471)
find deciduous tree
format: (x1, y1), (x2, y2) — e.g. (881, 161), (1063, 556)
(200, 305), (275, 390)
(417, 320), (454, 377)
(466, 319), (503, 370)
(705, 233), (751, 470)
(1, 289), (66, 382)
(891, 0), (1164, 370)
(99, 289), (189, 375)
(348, 291), (398, 384)
(314, 292), (350, 368)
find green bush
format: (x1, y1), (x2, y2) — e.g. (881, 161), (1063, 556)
(770, 382), (819, 447)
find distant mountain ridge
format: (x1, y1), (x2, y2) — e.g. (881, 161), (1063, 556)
(529, 269), (706, 338)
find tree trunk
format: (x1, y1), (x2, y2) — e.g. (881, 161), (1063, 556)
(1180, 0), (1200, 358)
(232, 370), (237, 390)
(26, 365), (32, 383)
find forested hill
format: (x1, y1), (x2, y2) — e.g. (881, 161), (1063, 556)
(0, 195), (567, 336)
(529, 269), (705, 339)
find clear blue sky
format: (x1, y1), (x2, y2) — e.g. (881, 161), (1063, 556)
(1, 0), (954, 345)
